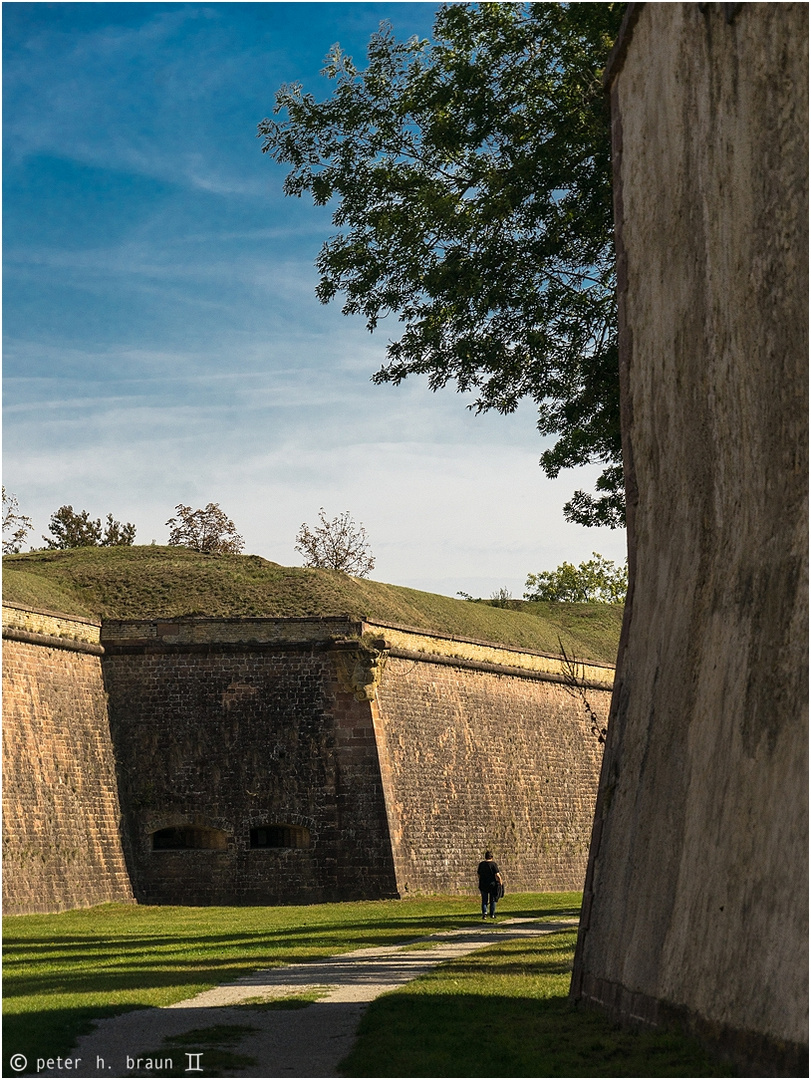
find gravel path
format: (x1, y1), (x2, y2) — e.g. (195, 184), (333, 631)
(38, 917), (576, 1079)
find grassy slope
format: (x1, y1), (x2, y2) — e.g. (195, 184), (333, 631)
(2, 546), (623, 665)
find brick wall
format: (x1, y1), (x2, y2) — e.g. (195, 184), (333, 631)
(101, 619), (398, 905)
(3, 608), (612, 911)
(2, 610), (134, 914)
(372, 654), (610, 896)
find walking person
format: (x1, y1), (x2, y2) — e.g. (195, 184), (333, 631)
(477, 850), (502, 920)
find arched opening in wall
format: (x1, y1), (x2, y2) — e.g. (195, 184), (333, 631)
(250, 825), (310, 849)
(151, 827), (228, 851)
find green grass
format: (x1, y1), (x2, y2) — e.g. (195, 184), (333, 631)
(2, 546), (622, 664)
(340, 933), (733, 1078)
(3, 895), (731, 1078)
(236, 986), (331, 1009)
(2, 894), (570, 1071)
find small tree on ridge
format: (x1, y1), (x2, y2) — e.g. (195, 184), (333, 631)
(166, 503), (244, 554)
(2, 488), (33, 554)
(43, 505), (136, 549)
(295, 509), (375, 576)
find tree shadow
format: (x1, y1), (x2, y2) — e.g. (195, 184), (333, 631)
(339, 992), (735, 1078)
(4, 902), (580, 998)
(3, 899), (583, 1068)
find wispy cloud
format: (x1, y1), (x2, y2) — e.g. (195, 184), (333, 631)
(4, 3), (626, 596)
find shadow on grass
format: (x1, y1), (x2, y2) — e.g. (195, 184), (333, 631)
(4, 903), (578, 1000)
(5, 903), (574, 953)
(4, 996), (733, 1080)
(3, 896), (583, 1070)
(339, 992), (734, 1078)
(3, 914), (732, 1080)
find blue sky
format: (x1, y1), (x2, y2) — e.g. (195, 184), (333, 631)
(3, 1), (626, 597)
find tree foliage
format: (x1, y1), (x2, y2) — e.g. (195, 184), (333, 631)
(2, 488), (33, 554)
(295, 508), (376, 576)
(166, 503), (244, 554)
(524, 551), (626, 603)
(43, 506), (136, 550)
(101, 515), (137, 546)
(260, 2), (626, 526)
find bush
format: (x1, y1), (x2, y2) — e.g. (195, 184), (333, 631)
(524, 553), (627, 603)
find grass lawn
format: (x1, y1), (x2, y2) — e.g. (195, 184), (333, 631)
(3, 894), (731, 1077)
(341, 930), (732, 1078)
(2, 893), (569, 1072)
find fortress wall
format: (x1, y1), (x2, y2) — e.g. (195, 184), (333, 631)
(372, 655), (610, 896)
(2, 608), (613, 911)
(571, 5), (808, 1074)
(101, 618), (398, 905)
(366, 622), (613, 896)
(2, 607), (134, 914)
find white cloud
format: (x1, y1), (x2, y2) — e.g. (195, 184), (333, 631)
(5, 358), (627, 597)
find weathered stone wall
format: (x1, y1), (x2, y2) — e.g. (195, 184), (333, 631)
(368, 623), (612, 896)
(101, 618), (398, 905)
(2, 606), (134, 914)
(373, 657), (608, 896)
(571, 6), (808, 1075)
(3, 608), (612, 911)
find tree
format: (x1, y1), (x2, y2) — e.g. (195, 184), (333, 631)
(166, 503), (244, 554)
(100, 514), (137, 546)
(295, 508), (375, 576)
(42, 506), (136, 550)
(524, 551), (626, 603)
(2, 488), (33, 554)
(260, 2), (626, 527)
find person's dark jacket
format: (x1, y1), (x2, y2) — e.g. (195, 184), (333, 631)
(477, 859), (500, 893)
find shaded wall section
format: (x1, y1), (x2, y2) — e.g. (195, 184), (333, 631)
(101, 617), (398, 905)
(2, 606), (134, 914)
(571, 5), (808, 1076)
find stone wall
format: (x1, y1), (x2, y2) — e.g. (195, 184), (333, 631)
(571, 6), (808, 1076)
(3, 607), (613, 911)
(368, 623), (611, 895)
(2, 605), (134, 914)
(101, 617), (397, 905)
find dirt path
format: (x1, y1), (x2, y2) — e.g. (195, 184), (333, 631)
(51, 917), (575, 1079)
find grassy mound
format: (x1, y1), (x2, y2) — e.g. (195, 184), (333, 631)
(2, 547), (623, 665)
